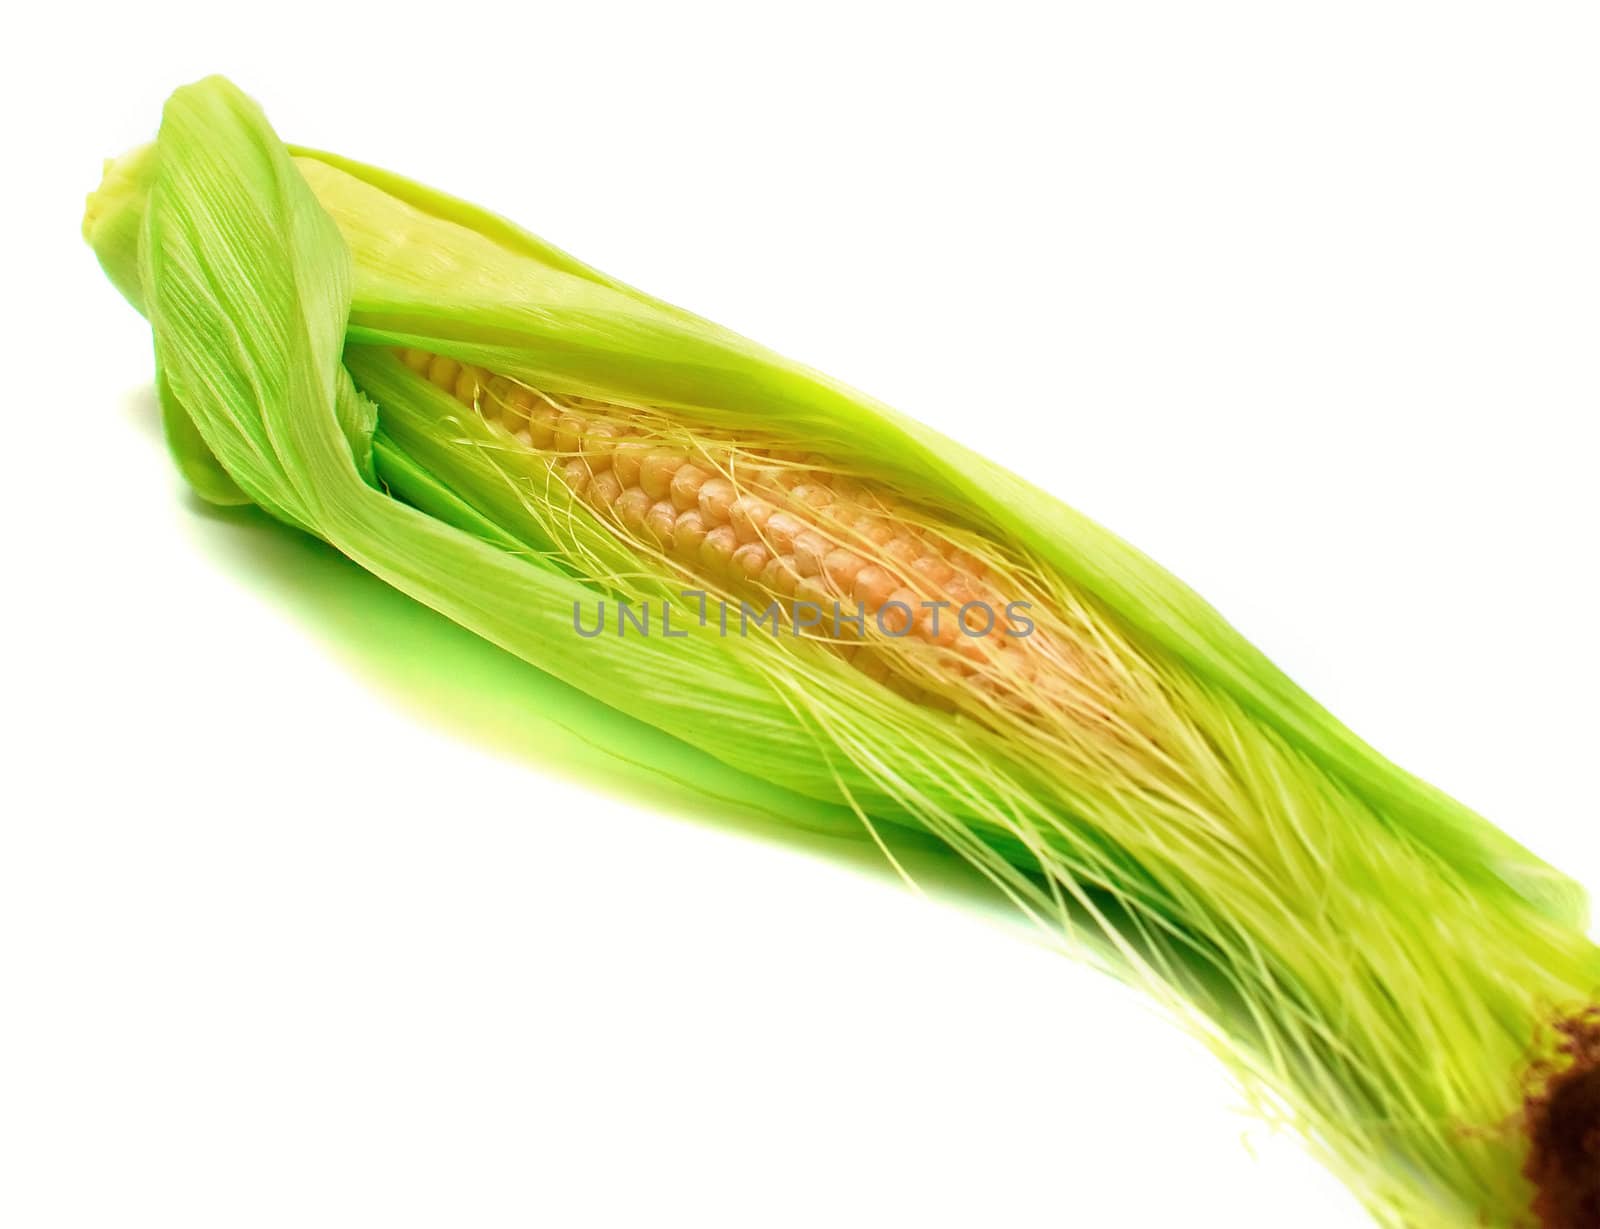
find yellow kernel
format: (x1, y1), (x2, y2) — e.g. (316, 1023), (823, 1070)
(645, 500), (677, 548)
(943, 573), (977, 602)
(918, 601), (961, 647)
(823, 549), (866, 593)
(883, 536), (922, 568)
(426, 354), (460, 392)
(766, 464), (805, 491)
(852, 565), (898, 612)
(958, 598), (997, 636)
(401, 348), (432, 372)
(789, 483), (833, 509)
(640, 450), (686, 500)
(947, 547), (988, 578)
(582, 422), (620, 465)
(586, 469), (623, 512)
(792, 531), (831, 577)
(737, 461), (786, 493)
(612, 441), (651, 489)
(554, 413), (588, 455)
(853, 516), (896, 547)
(731, 542), (771, 581)
(615, 486), (653, 535)
(527, 405), (559, 450)
(673, 508), (710, 554)
(761, 554), (800, 598)
(559, 456), (590, 497)
(698, 477), (737, 524)
(729, 495), (774, 544)
(496, 382), (532, 431)
(699, 524), (739, 574)
(670, 464), (711, 511)
(911, 554), (955, 587)
(880, 588), (920, 635)
(454, 364), (486, 405)
(763, 511), (804, 555)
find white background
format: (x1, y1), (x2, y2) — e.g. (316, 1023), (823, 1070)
(3, 4), (1597, 1226)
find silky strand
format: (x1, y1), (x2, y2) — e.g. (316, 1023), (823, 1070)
(84, 77), (1600, 1227)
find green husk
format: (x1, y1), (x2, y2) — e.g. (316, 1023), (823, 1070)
(84, 76), (1599, 1227)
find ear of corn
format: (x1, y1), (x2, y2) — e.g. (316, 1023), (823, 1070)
(85, 76), (1600, 1228)
(293, 145), (1588, 936)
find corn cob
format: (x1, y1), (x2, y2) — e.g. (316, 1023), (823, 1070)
(392, 345), (1091, 708)
(83, 77), (1600, 1228)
